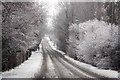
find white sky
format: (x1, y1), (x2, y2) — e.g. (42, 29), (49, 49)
(44, 0), (60, 29)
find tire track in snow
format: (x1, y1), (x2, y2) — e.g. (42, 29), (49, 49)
(48, 49), (81, 78)
(46, 42), (88, 78)
(34, 43), (48, 78)
(49, 54), (79, 78)
(45, 50), (58, 78)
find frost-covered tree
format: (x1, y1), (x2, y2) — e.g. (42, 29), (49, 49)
(65, 2), (120, 69)
(2, 2), (46, 71)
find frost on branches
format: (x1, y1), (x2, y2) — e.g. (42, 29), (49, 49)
(67, 19), (119, 69)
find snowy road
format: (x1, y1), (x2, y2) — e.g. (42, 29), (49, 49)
(34, 39), (118, 79)
(2, 38), (118, 79)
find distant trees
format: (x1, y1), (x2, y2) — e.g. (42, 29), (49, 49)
(94, 1), (120, 25)
(105, 2), (120, 25)
(53, 2), (72, 52)
(2, 2), (46, 71)
(70, 2), (95, 23)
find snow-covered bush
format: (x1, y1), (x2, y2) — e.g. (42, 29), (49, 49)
(67, 19), (119, 69)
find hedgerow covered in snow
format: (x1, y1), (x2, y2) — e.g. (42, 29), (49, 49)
(2, 48), (43, 78)
(67, 19), (119, 69)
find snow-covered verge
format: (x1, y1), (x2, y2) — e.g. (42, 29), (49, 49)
(45, 36), (66, 55)
(44, 36), (65, 57)
(2, 44), (43, 78)
(67, 19), (119, 69)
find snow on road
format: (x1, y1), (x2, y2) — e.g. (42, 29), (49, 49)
(46, 54), (58, 78)
(55, 47), (118, 78)
(47, 37), (118, 78)
(1, 37), (119, 79)
(2, 44), (43, 78)
(65, 55), (118, 78)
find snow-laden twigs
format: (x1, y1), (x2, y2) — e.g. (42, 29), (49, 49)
(67, 19), (119, 69)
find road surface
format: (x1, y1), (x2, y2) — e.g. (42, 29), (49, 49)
(34, 39), (118, 80)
